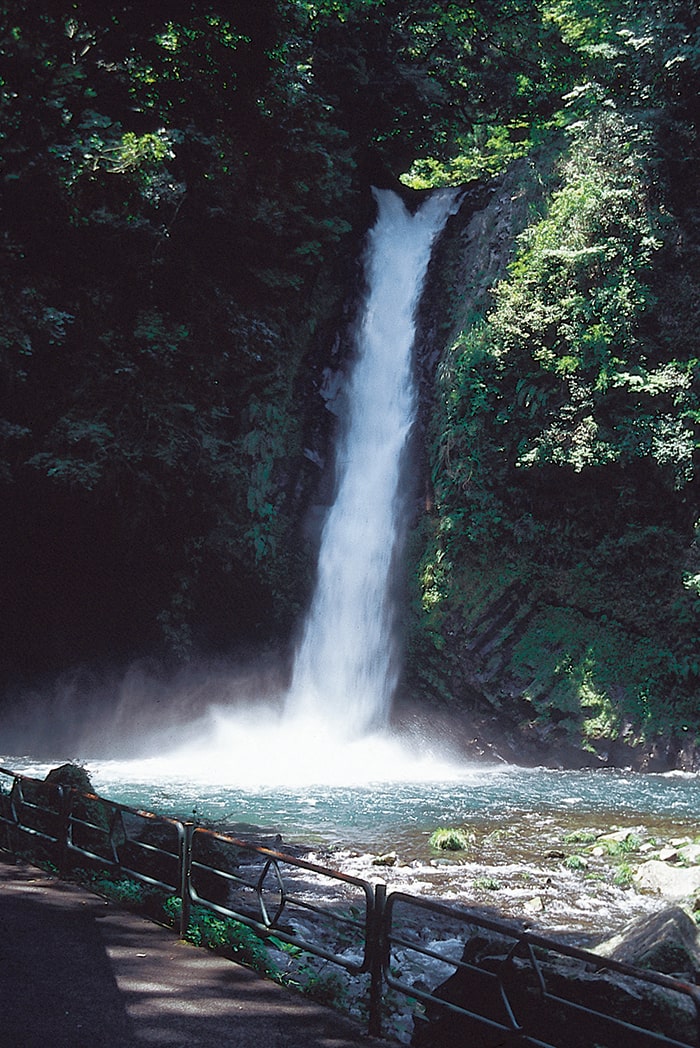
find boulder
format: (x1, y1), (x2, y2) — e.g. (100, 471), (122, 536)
(634, 860), (700, 899)
(595, 906), (700, 977)
(599, 827), (646, 845)
(679, 843), (700, 866)
(372, 851), (398, 867)
(523, 896), (544, 914)
(411, 927), (698, 1048)
(44, 763), (94, 794)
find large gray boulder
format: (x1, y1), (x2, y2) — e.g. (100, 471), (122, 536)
(411, 919), (699, 1048)
(595, 906), (700, 978)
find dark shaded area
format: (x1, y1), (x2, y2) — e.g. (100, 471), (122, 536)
(0, 855), (376, 1047)
(0, 870), (136, 1047)
(0, 2), (577, 694)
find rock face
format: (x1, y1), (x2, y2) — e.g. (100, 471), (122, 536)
(410, 921), (700, 1048)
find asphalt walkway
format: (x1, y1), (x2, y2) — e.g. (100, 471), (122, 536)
(0, 854), (386, 1048)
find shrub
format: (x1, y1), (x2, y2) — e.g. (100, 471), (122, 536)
(563, 830), (598, 845)
(613, 863), (635, 888)
(473, 876), (502, 891)
(564, 854), (588, 871)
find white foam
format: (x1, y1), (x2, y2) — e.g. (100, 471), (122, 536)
(89, 706), (470, 789)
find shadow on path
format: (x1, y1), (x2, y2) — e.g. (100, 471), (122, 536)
(0, 855), (383, 1047)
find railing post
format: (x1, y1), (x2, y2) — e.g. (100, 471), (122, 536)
(179, 821), (194, 940)
(8, 777), (22, 855)
(57, 786), (72, 877)
(368, 882), (387, 1038)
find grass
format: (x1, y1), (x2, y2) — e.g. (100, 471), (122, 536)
(429, 827), (473, 852)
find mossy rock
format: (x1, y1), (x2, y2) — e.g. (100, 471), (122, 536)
(44, 763), (94, 794)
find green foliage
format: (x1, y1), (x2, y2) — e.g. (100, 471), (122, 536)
(563, 854), (587, 871)
(612, 862), (634, 887)
(440, 109), (692, 485)
(0, 1), (349, 668)
(299, 969), (348, 1008)
(89, 875), (151, 907)
(429, 826), (473, 851)
(598, 832), (643, 856)
(302, 0), (577, 174)
(163, 899), (278, 975)
(563, 830), (597, 844)
(413, 0), (700, 746)
(473, 876), (502, 891)
(401, 124), (534, 190)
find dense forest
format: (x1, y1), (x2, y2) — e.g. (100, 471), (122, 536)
(1, 1), (698, 766)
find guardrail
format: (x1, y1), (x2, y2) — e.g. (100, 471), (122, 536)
(1, 766), (699, 1046)
(386, 891), (700, 1048)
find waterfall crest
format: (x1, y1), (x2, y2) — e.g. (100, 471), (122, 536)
(285, 187), (460, 738)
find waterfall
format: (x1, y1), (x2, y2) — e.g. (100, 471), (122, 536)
(285, 187), (460, 738)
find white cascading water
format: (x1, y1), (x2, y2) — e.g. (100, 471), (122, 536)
(285, 187), (460, 738)
(68, 187), (464, 786)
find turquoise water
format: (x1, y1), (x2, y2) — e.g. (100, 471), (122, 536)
(4, 754), (697, 936)
(4, 750), (697, 862)
(10, 760), (693, 853)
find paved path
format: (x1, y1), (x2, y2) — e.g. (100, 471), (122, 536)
(0, 854), (387, 1048)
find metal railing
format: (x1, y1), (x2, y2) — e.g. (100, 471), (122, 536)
(0, 767), (385, 1031)
(1, 766), (699, 1045)
(386, 891), (700, 1048)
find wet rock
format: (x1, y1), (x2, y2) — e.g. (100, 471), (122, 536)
(598, 827), (646, 845)
(679, 843), (700, 865)
(45, 762), (111, 834)
(523, 896), (544, 914)
(634, 860), (700, 899)
(45, 763), (94, 793)
(373, 852), (398, 867)
(411, 928), (698, 1048)
(595, 906), (700, 978)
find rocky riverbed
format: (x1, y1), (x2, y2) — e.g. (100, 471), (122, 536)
(229, 808), (700, 942)
(269, 820), (699, 1043)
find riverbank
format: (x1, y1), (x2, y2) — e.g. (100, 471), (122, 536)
(3, 757), (700, 1045)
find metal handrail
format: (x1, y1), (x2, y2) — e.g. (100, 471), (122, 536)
(384, 891), (700, 1047)
(187, 825), (376, 974)
(1, 765), (698, 1045)
(0, 768), (184, 894)
(5, 775), (65, 846)
(0, 766), (384, 1029)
